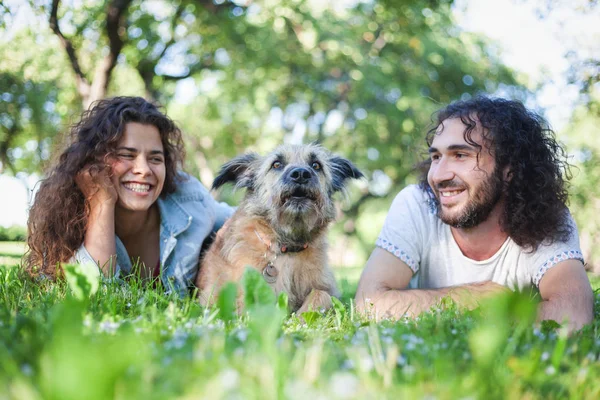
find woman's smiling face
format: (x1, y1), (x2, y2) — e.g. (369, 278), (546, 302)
(110, 122), (166, 212)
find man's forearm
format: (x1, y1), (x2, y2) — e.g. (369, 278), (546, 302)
(356, 281), (508, 319)
(357, 287), (451, 318)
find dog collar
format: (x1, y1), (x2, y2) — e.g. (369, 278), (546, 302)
(280, 243), (309, 253)
(254, 230), (309, 254)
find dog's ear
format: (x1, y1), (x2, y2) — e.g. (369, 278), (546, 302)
(329, 156), (364, 192)
(212, 153), (259, 190)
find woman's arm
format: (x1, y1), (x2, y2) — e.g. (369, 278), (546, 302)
(75, 167), (119, 276)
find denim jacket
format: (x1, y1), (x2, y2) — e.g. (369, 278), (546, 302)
(74, 173), (233, 297)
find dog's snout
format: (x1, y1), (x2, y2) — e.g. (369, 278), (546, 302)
(288, 167), (312, 184)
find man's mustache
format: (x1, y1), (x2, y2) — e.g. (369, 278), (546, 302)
(435, 180), (467, 190)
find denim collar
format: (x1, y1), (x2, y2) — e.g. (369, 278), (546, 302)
(157, 194), (192, 237)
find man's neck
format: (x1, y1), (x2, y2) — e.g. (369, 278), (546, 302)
(115, 204), (159, 239)
(449, 205), (509, 261)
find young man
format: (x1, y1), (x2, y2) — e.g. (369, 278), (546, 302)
(355, 96), (594, 330)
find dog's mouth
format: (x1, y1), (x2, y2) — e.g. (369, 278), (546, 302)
(282, 186), (317, 203)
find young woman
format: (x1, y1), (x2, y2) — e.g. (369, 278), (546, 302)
(25, 96), (232, 296)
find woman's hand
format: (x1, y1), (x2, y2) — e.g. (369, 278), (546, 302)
(76, 164), (119, 276)
(75, 165), (118, 208)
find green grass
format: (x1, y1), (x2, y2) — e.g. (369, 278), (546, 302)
(1, 257), (599, 399)
(0, 242), (26, 266)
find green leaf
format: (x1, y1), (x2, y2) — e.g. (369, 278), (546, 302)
(301, 311), (321, 327)
(241, 267), (275, 307)
(63, 262), (100, 300)
(246, 304), (286, 349)
(332, 296), (345, 326)
(217, 282), (238, 323)
(276, 291), (289, 312)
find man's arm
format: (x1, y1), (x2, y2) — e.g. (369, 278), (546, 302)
(537, 259), (594, 331)
(355, 248), (508, 319)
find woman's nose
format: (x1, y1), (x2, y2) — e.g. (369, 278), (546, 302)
(133, 157), (151, 175)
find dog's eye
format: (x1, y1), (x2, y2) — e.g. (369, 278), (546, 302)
(311, 161), (322, 171)
(272, 161), (283, 170)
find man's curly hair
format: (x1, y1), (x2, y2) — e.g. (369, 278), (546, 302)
(419, 96), (573, 251)
(25, 96), (185, 277)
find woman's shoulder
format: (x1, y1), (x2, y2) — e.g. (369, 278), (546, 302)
(169, 172), (211, 202)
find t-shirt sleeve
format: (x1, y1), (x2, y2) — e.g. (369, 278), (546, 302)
(528, 212), (584, 287)
(376, 185), (430, 274)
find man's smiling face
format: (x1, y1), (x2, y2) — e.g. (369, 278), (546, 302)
(427, 117), (504, 229)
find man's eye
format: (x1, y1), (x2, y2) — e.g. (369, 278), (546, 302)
(272, 161), (282, 169)
(431, 154), (440, 161)
(312, 161), (322, 171)
(456, 153), (466, 159)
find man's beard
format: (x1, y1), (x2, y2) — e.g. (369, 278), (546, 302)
(433, 168), (504, 229)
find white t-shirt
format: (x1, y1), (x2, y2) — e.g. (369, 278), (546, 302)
(376, 185), (584, 290)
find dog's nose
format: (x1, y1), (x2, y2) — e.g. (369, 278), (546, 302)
(288, 167), (312, 184)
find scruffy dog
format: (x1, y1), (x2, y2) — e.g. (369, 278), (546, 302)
(196, 143), (363, 313)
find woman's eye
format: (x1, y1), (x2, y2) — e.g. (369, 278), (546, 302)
(151, 157), (164, 163)
(118, 153), (134, 159)
(272, 161), (282, 169)
(312, 161), (322, 171)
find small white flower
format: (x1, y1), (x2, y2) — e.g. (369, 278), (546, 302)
(403, 365), (416, 377)
(99, 320), (121, 334)
(541, 352), (550, 361)
(236, 329), (248, 342)
(341, 359), (355, 370)
(358, 355), (374, 372)
(21, 364), (33, 376)
(219, 368), (240, 391)
(329, 372), (359, 399)
(545, 366), (556, 375)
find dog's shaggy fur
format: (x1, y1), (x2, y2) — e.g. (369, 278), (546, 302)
(196, 144), (363, 313)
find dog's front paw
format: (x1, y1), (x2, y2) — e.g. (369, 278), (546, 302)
(296, 289), (333, 315)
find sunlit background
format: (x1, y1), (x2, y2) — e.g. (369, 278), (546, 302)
(1, 0), (599, 269)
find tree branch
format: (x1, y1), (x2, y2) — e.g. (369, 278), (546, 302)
(344, 191), (375, 218)
(195, 0), (251, 14)
(0, 127), (18, 175)
(87, 0), (132, 108)
(48, 0), (90, 99)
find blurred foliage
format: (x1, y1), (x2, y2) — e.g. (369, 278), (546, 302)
(1, 266), (600, 399)
(530, 1), (600, 271)
(1, 0), (525, 264)
(0, 225), (27, 242)
(564, 90), (600, 272)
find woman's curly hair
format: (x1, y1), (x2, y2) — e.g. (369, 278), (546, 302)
(419, 96), (572, 251)
(25, 96), (185, 277)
